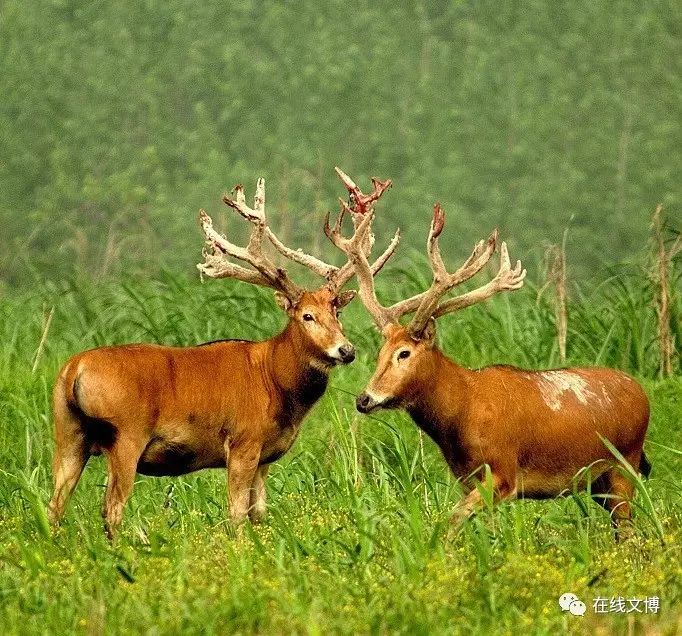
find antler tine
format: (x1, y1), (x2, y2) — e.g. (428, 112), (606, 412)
(265, 230), (339, 280)
(368, 227), (401, 276)
(426, 202), (448, 280)
(199, 180), (303, 299)
(404, 204), (499, 336)
(381, 206), (495, 330)
(323, 204), (377, 260)
(325, 207), (399, 329)
(432, 242), (527, 318)
(222, 183), (262, 223)
(334, 166), (393, 217)
(325, 168), (396, 292)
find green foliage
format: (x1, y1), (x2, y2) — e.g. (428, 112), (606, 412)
(0, 275), (680, 634)
(1, 0), (681, 285)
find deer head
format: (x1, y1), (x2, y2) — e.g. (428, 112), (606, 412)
(197, 170), (398, 366)
(329, 201), (525, 411)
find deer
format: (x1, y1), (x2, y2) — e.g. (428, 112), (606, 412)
(328, 201), (651, 537)
(48, 169), (398, 538)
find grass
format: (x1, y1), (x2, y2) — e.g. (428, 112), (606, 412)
(0, 269), (680, 635)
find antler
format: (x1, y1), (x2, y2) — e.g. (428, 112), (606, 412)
(198, 178), (317, 300)
(324, 167), (396, 290)
(325, 208), (401, 330)
(198, 172), (396, 300)
(400, 203), (498, 334)
(337, 201), (526, 336)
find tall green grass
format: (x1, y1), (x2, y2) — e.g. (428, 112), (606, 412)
(0, 267), (680, 634)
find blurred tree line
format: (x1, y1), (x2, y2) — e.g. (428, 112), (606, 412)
(1, 0), (680, 288)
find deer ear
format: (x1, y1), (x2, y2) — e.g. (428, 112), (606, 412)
(411, 318), (437, 345)
(336, 290), (357, 309)
(274, 292), (294, 315)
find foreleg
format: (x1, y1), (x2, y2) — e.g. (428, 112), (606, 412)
(451, 469), (517, 526)
(225, 438), (260, 526)
(249, 464), (270, 524)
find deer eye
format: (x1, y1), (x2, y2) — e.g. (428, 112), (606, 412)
(303, 313), (314, 322)
(398, 350), (411, 360)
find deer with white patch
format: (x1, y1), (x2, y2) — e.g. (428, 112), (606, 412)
(330, 199), (651, 537)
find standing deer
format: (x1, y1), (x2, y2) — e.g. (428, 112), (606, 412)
(329, 202), (650, 535)
(49, 170), (398, 538)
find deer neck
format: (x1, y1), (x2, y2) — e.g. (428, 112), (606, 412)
(407, 348), (469, 440)
(269, 320), (329, 408)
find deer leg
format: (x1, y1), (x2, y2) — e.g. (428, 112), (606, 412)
(102, 437), (145, 540)
(225, 439), (260, 526)
(451, 470), (516, 526)
(48, 432), (90, 525)
(601, 467), (636, 541)
(589, 472), (612, 512)
(249, 464), (270, 524)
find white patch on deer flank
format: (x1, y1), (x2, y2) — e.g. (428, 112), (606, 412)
(533, 371), (603, 412)
(600, 383), (613, 407)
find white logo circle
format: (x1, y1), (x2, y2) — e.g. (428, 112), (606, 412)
(569, 600), (587, 616)
(559, 593), (578, 611)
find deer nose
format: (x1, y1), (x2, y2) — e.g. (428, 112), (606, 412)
(338, 344), (355, 363)
(356, 393), (373, 413)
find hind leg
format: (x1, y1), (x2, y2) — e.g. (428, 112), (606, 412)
(102, 437), (146, 540)
(598, 467), (636, 540)
(451, 468), (517, 526)
(49, 397), (91, 525)
(48, 434), (90, 524)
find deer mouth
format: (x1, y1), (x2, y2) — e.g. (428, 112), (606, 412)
(356, 392), (396, 414)
(325, 343), (356, 365)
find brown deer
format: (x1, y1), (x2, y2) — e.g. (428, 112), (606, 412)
(49, 170), (398, 538)
(329, 202), (651, 535)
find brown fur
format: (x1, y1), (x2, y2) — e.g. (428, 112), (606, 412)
(49, 288), (355, 538)
(357, 324), (650, 534)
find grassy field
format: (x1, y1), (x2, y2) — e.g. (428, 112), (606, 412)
(0, 272), (680, 635)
